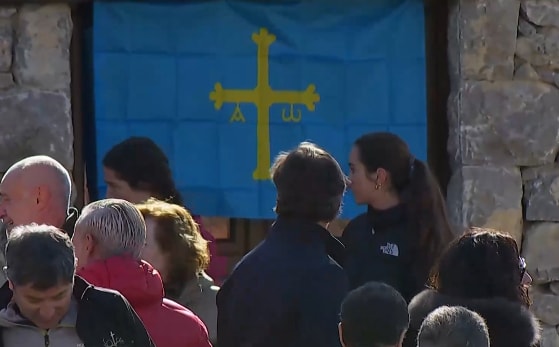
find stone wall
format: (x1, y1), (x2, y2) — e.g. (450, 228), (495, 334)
(0, 4), (73, 175)
(446, 0), (559, 345)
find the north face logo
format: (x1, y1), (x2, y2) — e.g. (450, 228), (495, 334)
(380, 242), (399, 257)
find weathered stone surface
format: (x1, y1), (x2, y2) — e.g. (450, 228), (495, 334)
(448, 81), (559, 166)
(550, 282), (559, 296)
(13, 5), (72, 90)
(448, 0), (520, 83)
(446, 165), (523, 244)
(530, 286), (559, 325)
(0, 89), (73, 172)
(534, 67), (559, 88)
(541, 324), (559, 347)
(514, 62), (540, 80)
(0, 8), (16, 19)
(0, 73), (13, 89)
(0, 18), (12, 72)
(517, 27), (559, 70)
(523, 166), (559, 221)
(522, 0), (559, 28)
(523, 223), (559, 283)
(518, 16), (537, 37)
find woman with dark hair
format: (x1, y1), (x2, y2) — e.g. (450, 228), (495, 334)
(342, 132), (454, 301)
(102, 136), (228, 283)
(406, 228), (540, 347)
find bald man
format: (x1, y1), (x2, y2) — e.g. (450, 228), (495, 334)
(0, 155), (72, 233)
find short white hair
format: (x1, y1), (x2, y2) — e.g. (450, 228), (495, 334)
(75, 199), (146, 259)
(418, 306), (490, 347)
(5, 155), (72, 211)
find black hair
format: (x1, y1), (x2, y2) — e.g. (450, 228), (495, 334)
(340, 281), (409, 347)
(102, 137), (183, 205)
(6, 224), (75, 289)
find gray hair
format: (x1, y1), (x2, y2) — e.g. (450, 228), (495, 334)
(5, 155), (72, 212)
(417, 306), (490, 347)
(6, 224), (75, 289)
(75, 199), (146, 259)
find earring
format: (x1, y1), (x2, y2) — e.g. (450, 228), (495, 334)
(375, 184), (381, 190)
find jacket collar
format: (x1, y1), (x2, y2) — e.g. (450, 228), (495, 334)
(269, 217), (332, 244)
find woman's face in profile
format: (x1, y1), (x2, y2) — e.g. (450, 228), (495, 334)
(519, 257), (532, 286)
(142, 217), (168, 281)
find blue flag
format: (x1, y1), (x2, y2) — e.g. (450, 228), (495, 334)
(93, 0), (427, 219)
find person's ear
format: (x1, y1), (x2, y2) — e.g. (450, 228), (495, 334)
(84, 233), (96, 255)
(35, 185), (52, 209)
(396, 329), (407, 347)
(375, 168), (390, 186)
(338, 322), (346, 347)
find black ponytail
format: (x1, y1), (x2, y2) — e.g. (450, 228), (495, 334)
(401, 158), (454, 278)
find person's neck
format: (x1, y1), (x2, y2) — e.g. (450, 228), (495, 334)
(369, 194), (400, 211)
(37, 210), (66, 229)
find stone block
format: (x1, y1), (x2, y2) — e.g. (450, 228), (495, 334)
(446, 165), (523, 245)
(530, 286), (559, 325)
(523, 223), (559, 283)
(0, 8), (16, 19)
(448, 81), (559, 167)
(517, 27), (559, 70)
(541, 324), (559, 347)
(534, 67), (559, 89)
(522, 0), (559, 28)
(0, 18), (12, 72)
(448, 0), (520, 84)
(0, 72), (13, 89)
(0, 89), (73, 172)
(514, 63), (540, 81)
(13, 4), (72, 90)
(523, 166), (559, 221)
(550, 282), (559, 296)
(518, 17), (537, 37)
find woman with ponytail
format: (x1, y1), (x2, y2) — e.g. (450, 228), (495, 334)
(341, 132), (454, 301)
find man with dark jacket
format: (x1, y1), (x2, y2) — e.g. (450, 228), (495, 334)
(217, 141), (349, 347)
(0, 224), (154, 346)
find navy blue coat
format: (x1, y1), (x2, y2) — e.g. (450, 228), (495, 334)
(217, 217), (348, 347)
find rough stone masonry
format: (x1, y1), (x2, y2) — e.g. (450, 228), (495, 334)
(445, 0), (559, 345)
(0, 5), (73, 175)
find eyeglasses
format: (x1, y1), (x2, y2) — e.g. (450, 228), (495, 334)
(519, 257), (527, 279)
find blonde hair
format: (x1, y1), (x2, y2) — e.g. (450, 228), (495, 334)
(136, 198), (209, 298)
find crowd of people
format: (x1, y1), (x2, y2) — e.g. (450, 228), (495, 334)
(0, 132), (541, 347)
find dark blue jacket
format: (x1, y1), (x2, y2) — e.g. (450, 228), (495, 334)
(217, 217), (348, 347)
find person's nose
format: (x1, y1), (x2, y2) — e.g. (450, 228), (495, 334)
(0, 206), (7, 220)
(39, 305), (56, 321)
(522, 271), (533, 286)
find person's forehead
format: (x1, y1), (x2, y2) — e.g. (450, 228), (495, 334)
(17, 282), (72, 297)
(0, 170), (22, 192)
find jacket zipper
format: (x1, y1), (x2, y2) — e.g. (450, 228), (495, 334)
(44, 330), (50, 347)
